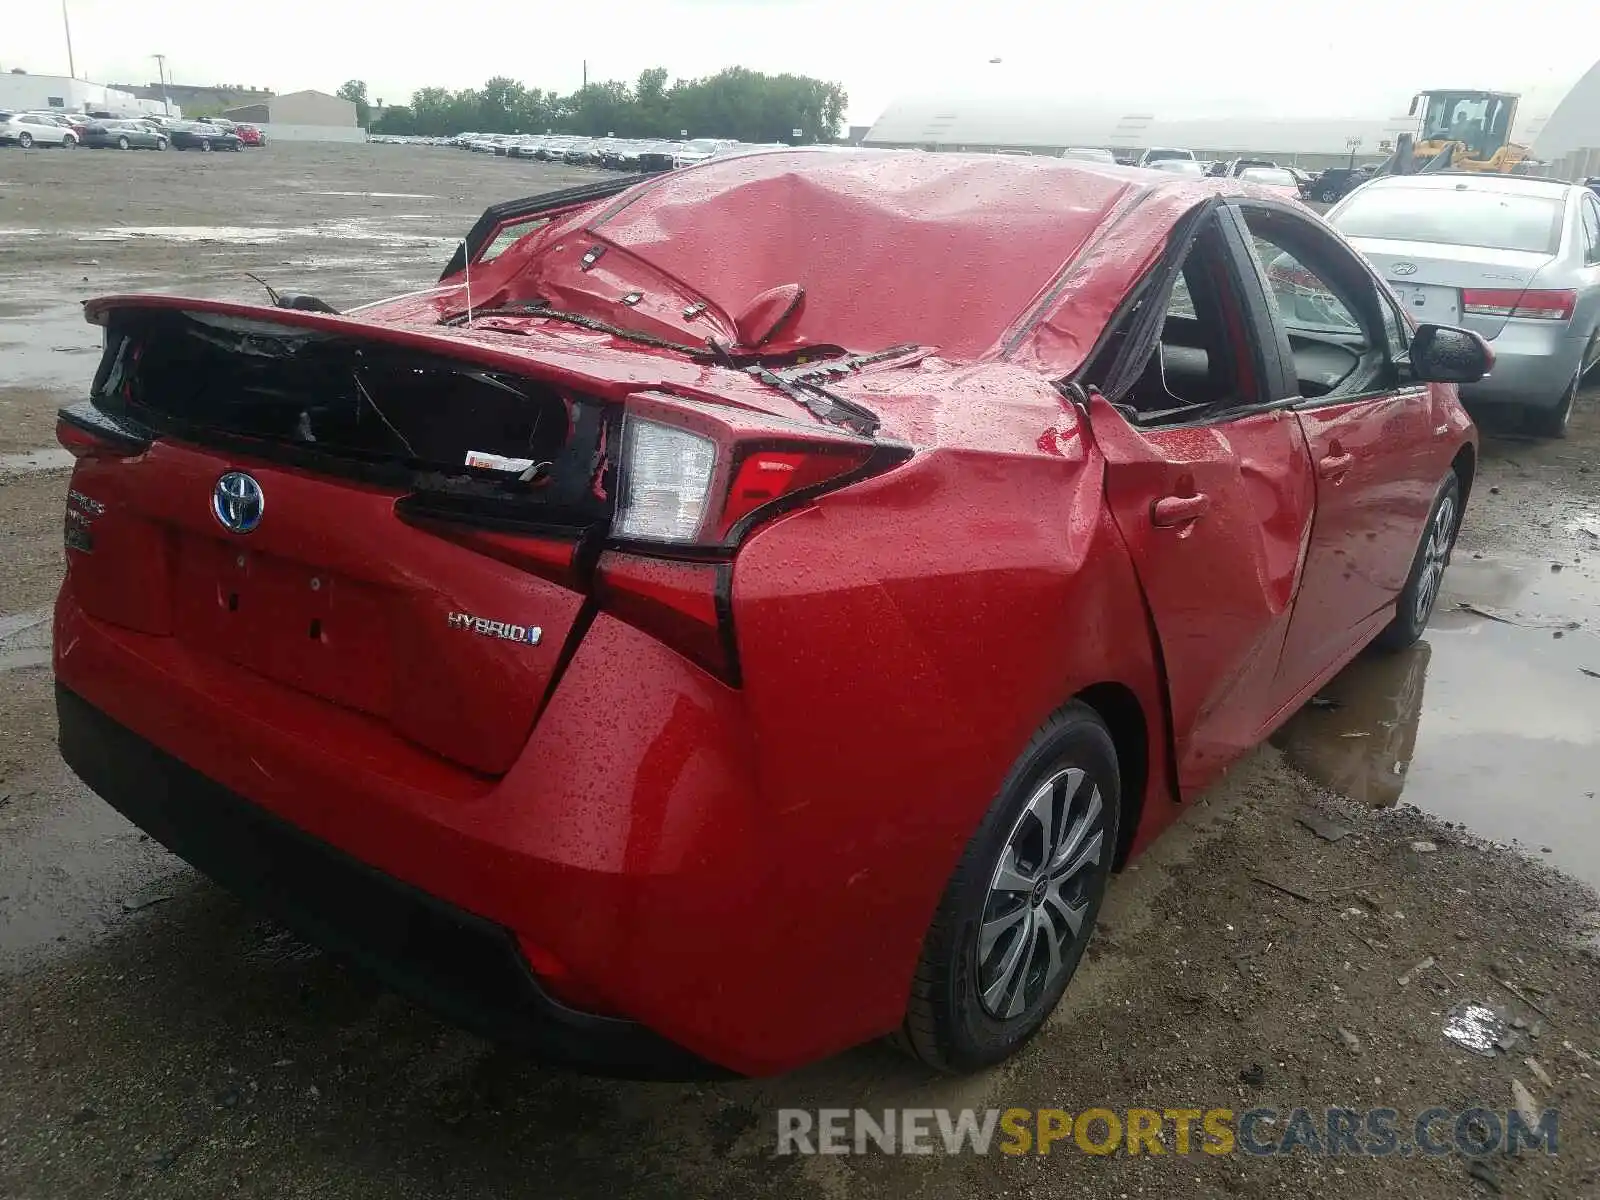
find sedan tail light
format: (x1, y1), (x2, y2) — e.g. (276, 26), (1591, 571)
(410, 396), (910, 685)
(1460, 288), (1577, 322)
(602, 401), (910, 681)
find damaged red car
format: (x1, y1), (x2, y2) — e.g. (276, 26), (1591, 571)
(55, 150), (1486, 1077)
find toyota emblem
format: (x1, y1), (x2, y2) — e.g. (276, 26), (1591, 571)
(212, 471), (264, 534)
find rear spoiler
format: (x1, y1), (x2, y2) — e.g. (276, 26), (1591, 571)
(439, 176), (644, 282)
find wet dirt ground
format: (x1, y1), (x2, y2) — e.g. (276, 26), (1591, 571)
(2, 143), (1600, 1199)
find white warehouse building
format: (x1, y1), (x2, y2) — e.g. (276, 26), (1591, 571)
(0, 72), (178, 118)
(864, 62), (1600, 171)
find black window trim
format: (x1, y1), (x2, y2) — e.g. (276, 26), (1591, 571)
(1073, 198), (1297, 431)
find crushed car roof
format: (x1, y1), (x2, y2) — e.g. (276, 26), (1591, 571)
(583, 149), (1153, 360)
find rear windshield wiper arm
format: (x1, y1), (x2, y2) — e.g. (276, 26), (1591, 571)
(746, 365), (882, 438)
(440, 301), (706, 356)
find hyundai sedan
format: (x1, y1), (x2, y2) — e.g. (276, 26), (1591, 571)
(1329, 173), (1600, 436)
(55, 151), (1485, 1078)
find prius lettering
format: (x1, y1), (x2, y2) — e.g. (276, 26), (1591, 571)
(447, 611), (543, 645)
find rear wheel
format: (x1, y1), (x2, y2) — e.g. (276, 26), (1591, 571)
(900, 702), (1120, 1072)
(62, 133), (77, 148)
(17, 132), (32, 149)
(1373, 471), (1461, 652)
(1525, 369), (1578, 439)
(156, 137), (168, 151)
(117, 135), (130, 151)
(199, 138), (212, 152)
(1318, 186), (1340, 203)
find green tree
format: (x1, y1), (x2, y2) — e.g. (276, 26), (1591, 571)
(381, 66), (847, 144)
(372, 105), (415, 135)
(336, 79), (372, 128)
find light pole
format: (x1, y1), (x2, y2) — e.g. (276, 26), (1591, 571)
(62, 0), (76, 79)
(152, 54), (170, 115)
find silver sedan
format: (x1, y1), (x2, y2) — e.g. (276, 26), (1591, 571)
(1327, 173), (1600, 436)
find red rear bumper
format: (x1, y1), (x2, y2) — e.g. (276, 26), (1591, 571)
(54, 582), (800, 1075)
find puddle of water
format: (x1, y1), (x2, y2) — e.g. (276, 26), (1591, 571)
(306, 190), (437, 199)
(0, 447), (75, 475)
(1277, 555), (1600, 891)
(59, 221), (451, 249)
(0, 296), (103, 387)
(75, 225), (294, 245)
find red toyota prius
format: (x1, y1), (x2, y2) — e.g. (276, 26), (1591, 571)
(54, 150), (1485, 1077)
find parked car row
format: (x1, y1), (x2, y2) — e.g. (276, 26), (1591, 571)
(370, 130), (784, 172)
(0, 110), (264, 152)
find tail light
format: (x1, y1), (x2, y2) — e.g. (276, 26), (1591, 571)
(56, 405), (150, 459)
(600, 397), (910, 681)
(409, 394), (909, 685)
(1461, 288), (1577, 322)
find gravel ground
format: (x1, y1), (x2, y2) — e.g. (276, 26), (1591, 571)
(1, 142), (1599, 1199)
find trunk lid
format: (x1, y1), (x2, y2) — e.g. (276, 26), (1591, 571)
(1345, 235), (1555, 341)
(69, 302), (620, 776)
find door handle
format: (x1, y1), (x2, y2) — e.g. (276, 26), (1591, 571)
(1319, 451), (1354, 479)
(1151, 493), (1210, 527)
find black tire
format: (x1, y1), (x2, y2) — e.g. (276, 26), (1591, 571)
(1525, 369), (1577, 439)
(117, 135), (130, 151)
(1319, 187), (1340, 203)
(199, 138), (212, 152)
(62, 133), (76, 149)
(1373, 471), (1462, 652)
(156, 138), (167, 151)
(18, 132), (32, 149)
(900, 701), (1121, 1073)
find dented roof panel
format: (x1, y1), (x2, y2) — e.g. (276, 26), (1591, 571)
(583, 149), (1150, 361)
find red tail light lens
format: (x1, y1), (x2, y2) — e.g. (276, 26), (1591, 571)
(1461, 288), (1576, 321)
(595, 551), (733, 680)
(601, 398), (910, 682)
(56, 414), (130, 459)
(715, 445), (874, 539)
(612, 409), (895, 549)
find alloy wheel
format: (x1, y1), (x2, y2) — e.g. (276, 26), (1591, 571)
(18, 133), (32, 149)
(1413, 494), (1456, 626)
(118, 136), (130, 150)
(976, 767), (1107, 1019)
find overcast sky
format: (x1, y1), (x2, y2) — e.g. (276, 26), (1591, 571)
(3, 0), (1595, 126)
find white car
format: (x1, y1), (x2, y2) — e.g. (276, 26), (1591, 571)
(673, 138), (735, 168)
(0, 111), (78, 148)
(1137, 147), (1193, 167)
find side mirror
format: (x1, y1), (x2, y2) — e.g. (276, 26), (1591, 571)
(1408, 323), (1492, 384)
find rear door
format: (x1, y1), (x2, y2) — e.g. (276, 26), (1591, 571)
(1087, 209), (1316, 793)
(1230, 202), (1448, 706)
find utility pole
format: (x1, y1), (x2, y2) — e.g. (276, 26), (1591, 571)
(582, 60), (588, 90)
(152, 54), (170, 115)
(62, 0), (76, 79)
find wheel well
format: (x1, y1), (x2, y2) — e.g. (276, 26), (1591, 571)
(1075, 682), (1148, 870)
